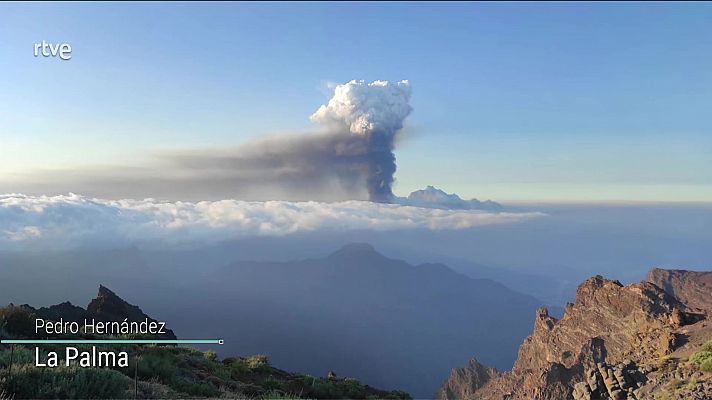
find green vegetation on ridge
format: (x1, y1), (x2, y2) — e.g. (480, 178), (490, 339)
(0, 305), (411, 399)
(688, 341), (712, 373)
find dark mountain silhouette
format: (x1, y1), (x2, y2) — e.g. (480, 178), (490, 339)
(24, 285), (177, 340)
(187, 243), (544, 397)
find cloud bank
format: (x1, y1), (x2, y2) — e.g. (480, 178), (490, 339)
(0, 194), (543, 251)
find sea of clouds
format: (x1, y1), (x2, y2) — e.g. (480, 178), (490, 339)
(0, 194), (544, 251)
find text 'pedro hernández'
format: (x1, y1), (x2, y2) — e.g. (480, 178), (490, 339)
(32, 318), (168, 368)
(36, 318), (168, 336)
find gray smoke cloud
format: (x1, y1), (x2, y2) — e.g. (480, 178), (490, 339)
(164, 80), (412, 202)
(1, 80), (412, 202)
(310, 80), (412, 202)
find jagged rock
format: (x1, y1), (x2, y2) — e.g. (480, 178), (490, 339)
(35, 301), (89, 321)
(18, 285), (177, 340)
(572, 361), (647, 399)
(438, 268), (712, 400)
(511, 275), (686, 375)
(86, 285), (176, 339)
(437, 358), (497, 400)
(88, 285), (146, 321)
(646, 268), (712, 314)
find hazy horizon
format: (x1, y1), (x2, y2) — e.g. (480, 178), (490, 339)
(2, 2), (712, 202)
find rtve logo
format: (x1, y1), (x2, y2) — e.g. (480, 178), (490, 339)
(34, 41), (72, 60)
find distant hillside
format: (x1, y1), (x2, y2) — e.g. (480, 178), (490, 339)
(0, 243), (546, 397)
(198, 243), (542, 397)
(439, 268), (712, 400)
(0, 286), (409, 400)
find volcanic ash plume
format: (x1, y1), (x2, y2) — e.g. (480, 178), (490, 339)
(5, 80), (413, 203)
(311, 80), (412, 202)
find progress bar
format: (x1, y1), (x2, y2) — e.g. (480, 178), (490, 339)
(1, 339), (224, 345)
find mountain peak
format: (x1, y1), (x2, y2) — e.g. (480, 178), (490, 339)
(329, 243), (381, 259)
(408, 186), (462, 202)
(437, 357), (497, 400)
(97, 284), (117, 298)
(396, 186), (503, 211)
(86, 285), (177, 339)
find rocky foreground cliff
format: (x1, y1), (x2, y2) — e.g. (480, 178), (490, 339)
(439, 268), (712, 400)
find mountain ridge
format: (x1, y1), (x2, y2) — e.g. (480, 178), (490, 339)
(0, 285), (410, 399)
(438, 268), (712, 399)
(395, 186), (503, 211)
(209, 243), (543, 397)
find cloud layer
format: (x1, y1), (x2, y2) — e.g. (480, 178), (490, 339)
(0, 194), (543, 251)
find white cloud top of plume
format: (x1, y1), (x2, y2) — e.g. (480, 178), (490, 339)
(0, 194), (544, 251)
(311, 80), (412, 136)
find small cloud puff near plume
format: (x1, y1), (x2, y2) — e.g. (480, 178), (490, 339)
(0, 194), (543, 251)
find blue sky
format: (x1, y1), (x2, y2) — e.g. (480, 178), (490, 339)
(1, 2), (711, 202)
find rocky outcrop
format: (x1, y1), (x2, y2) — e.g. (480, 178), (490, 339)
(572, 360), (647, 400)
(35, 301), (90, 321)
(571, 356), (712, 400)
(31, 285), (177, 340)
(512, 276), (691, 375)
(646, 268), (712, 314)
(87, 285), (177, 339)
(439, 269), (712, 400)
(438, 358), (497, 400)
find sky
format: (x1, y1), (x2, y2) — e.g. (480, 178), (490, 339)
(1, 2), (711, 202)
